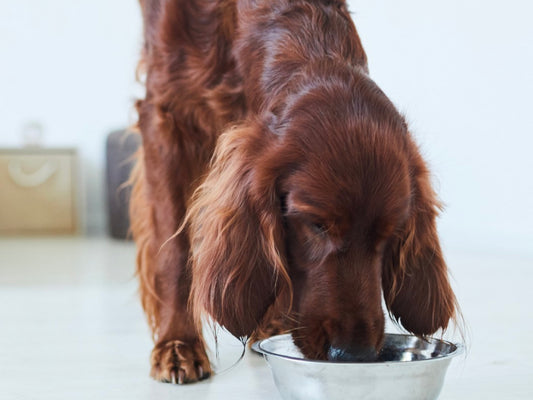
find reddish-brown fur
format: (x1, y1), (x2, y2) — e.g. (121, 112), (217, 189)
(131, 0), (458, 383)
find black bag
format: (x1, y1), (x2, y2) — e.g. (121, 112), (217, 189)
(105, 129), (141, 239)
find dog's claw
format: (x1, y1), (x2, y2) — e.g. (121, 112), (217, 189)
(178, 369), (185, 385)
(170, 370), (177, 384)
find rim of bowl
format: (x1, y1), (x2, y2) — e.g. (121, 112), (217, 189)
(253, 333), (464, 365)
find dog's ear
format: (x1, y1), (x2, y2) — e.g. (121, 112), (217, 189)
(382, 140), (457, 335)
(186, 121), (289, 338)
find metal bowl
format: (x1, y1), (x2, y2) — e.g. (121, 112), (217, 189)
(253, 333), (462, 400)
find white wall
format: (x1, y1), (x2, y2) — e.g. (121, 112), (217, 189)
(1, 1), (531, 256)
(0, 1), (143, 233)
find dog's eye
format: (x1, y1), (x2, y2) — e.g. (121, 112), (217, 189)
(310, 222), (327, 235)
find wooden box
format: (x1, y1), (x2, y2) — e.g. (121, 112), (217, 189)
(0, 148), (79, 234)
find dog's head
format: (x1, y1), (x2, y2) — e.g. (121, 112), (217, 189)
(187, 68), (457, 361)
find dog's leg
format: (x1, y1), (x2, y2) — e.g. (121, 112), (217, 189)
(131, 0), (241, 383)
(130, 99), (213, 383)
(148, 241), (212, 384)
(154, 197), (213, 385)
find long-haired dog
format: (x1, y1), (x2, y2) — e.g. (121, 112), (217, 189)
(130, 0), (458, 384)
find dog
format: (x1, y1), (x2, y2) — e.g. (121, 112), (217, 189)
(130, 0), (458, 384)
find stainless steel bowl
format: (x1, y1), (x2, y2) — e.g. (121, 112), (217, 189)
(253, 333), (462, 400)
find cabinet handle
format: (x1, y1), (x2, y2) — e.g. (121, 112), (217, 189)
(7, 160), (58, 188)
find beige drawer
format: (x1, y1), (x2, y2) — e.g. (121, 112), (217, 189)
(0, 149), (78, 234)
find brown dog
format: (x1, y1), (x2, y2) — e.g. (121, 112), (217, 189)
(130, 0), (458, 384)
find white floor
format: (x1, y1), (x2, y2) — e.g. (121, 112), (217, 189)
(0, 237), (531, 399)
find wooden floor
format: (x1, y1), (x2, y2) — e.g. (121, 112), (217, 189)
(0, 237), (530, 399)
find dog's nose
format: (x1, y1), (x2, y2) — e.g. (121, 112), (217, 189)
(327, 344), (378, 362)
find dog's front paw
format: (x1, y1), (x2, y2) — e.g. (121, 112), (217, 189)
(150, 339), (212, 384)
